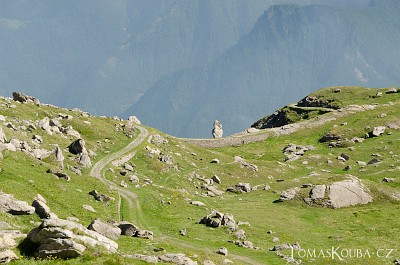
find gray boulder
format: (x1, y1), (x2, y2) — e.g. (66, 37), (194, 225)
(135, 230), (154, 240)
(369, 126), (386, 137)
(0, 192), (35, 215)
(32, 194), (58, 219)
(216, 247), (228, 256)
(0, 126), (6, 143)
(88, 190), (112, 203)
(279, 187), (300, 201)
(327, 179), (372, 208)
(88, 219), (121, 240)
(27, 217), (118, 259)
(199, 211), (236, 230)
(212, 120), (223, 138)
(118, 222), (140, 237)
(54, 145), (64, 169)
(38, 117), (52, 135)
(68, 139), (86, 155)
(159, 253), (197, 265)
(0, 250), (19, 263)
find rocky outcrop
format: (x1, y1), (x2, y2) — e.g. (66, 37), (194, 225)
(68, 139), (86, 155)
(233, 156), (258, 171)
(27, 218), (118, 259)
(88, 219), (121, 240)
(0, 192), (35, 215)
(199, 211), (236, 230)
(68, 139), (91, 167)
(304, 177), (373, 208)
(283, 144), (315, 162)
(88, 190), (113, 203)
(12, 92), (39, 104)
(150, 134), (168, 146)
(212, 120), (223, 138)
(226, 183), (251, 193)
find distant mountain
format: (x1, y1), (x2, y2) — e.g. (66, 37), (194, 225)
(125, 0), (400, 138)
(0, 0), (277, 115)
(0, 0), (370, 118)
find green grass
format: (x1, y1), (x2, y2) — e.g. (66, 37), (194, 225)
(2, 86), (400, 264)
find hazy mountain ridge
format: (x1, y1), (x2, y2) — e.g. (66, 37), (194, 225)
(126, 0), (400, 138)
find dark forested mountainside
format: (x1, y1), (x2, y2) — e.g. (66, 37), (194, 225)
(126, 0), (400, 137)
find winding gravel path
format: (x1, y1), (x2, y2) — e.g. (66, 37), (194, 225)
(90, 125), (149, 225)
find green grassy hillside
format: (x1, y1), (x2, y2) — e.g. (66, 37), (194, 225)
(1, 86), (400, 264)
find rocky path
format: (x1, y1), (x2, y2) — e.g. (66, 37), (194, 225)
(180, 104), (377, 148)
(90, 126), (149, 225)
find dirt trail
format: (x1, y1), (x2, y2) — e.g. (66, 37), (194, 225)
(179, 104), (377, 148)
(90, 126), (149, 225)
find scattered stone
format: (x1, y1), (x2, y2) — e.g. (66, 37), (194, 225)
(338, 153), (350, 161)
(54, 172), (71, 181)
(190, 201), (206, 207)
(212, 120), (223, 138)
(279, 187), (300, 201)
(0, 249), (19, 263)
(382, 177), (395, 183)
(124, 163), (134, 171)
(159, 253), (197, 265)
(82, 205), (96, 213)
(216, 247), (228, 256)
(369, 126), (386, 137)
(32, 194), (58, 219)
(125, 254), (159, 263)
(357, 161), (367, 166)
(38, 117), (52, 135)
(135, 230), (154, 240)
(150, 134), (168, 146)
(180, 229), (186, 236)
(227, 183), (251, 193)
(234, 229), (246, 240)
(54, 145), (64, 169)
(233, 156), (258, 171)
(159, 154), (174, 164)
(211, 175), (221, 184)
(386, 87), (398, 94)
(283, 144), (315, 162)
(129, 175), (140, 183)
(0, 126), (7, 143)
(88, 219), (121, 240)
(88, 190), (112, 202)
(120, 180), (128, 187)
(368, 158), (380, 165)
(210, 158), (220, 164)
(319, 133), (340, 143)
(272, 237), (280, 243)
(0, 192), (35, 215)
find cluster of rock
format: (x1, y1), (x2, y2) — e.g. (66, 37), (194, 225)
(233, 156), (258, 171)
(282, 144), (315, 162)
(226, 183), (270, 193)
(0, 228), (25, 263)
(189, 173), (224, 197)
(319, 125), (389, 148)
(12, 92), (40, 104)
(0, 192), (35, 215)
(304, 177), (373, 208)
(27, 218), (118, 259)
(270, 242), (302, 265)
(89, 190), (114, 203)
(199, 210), (236, 230)
(149, 133), (169, 146)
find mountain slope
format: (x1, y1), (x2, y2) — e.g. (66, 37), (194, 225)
(2, 86), (400, 264)
(126, 0), (400, 138)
